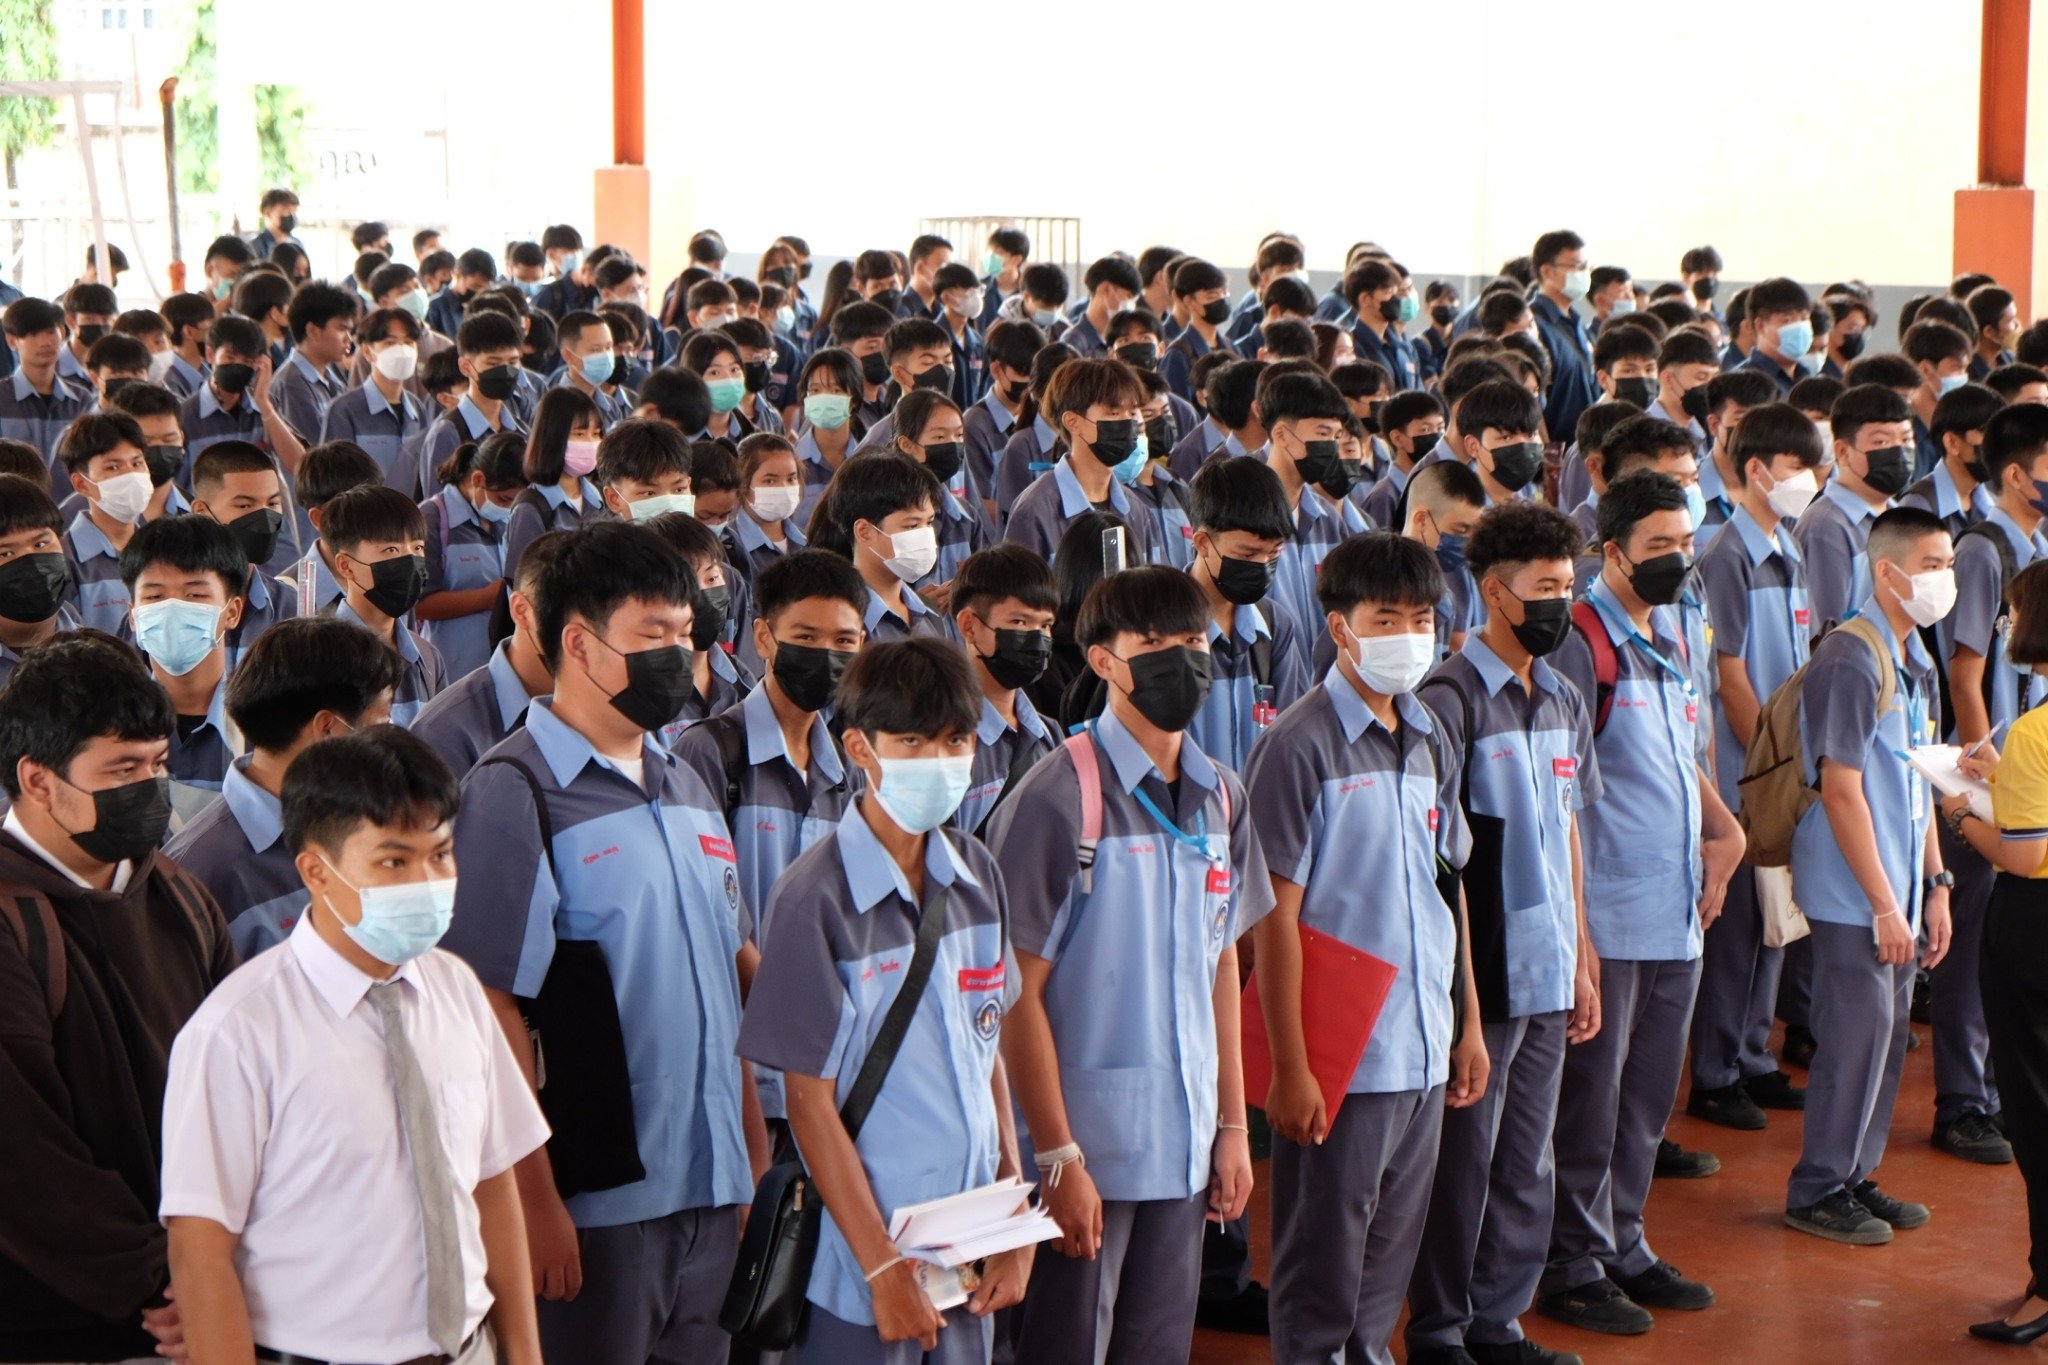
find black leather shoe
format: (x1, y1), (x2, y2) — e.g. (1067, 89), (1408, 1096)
(1781, 1025), (1816, 1069)
(1194, 1281), (1268, 1334)
(1971, 1305), (2048, 1345)
(1746, 1070), (1806, 1110)
(1687, 1082), (1766, 1130)
(1537, 1277), (1653, 1335)
(1654, 1138), (1721, 1178)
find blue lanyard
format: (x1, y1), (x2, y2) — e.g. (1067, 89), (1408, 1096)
(1091, 721), (1218, 861)
(1590, 595), (1696, 699)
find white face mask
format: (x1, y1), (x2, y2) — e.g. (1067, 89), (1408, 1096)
(1762, 467), (1819, 521)
(147, 348), (176, 383)
(1896, 567), (1958, 627)
(1352, 629), (1437, 695)
(751, 484), (802, 523)
(90, 469), (154, 522)
(627, 491), (695, 522)
(879, 524), (939, 582)
(374, 343), (418, 381)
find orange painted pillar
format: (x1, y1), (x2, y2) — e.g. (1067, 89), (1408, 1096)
(594, 0), (652, 268)
(1955, 0), (2034, 313)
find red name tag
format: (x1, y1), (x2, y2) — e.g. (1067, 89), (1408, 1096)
(1253, 701), (1277, 727)
(1553, 758), (1578, 779)
(1795, 608), (1812, 626)
(958, 964), (1006, 992)
(1181, 524), (1196, 539)
(1686, 702), (1699, 724)
(699, 835), (736, 861)
(1428, 808), (1441, 831)
(1206, 867), (1232, 895)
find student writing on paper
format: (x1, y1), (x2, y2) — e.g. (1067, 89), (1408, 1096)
(1242, 532), (1485, 1364)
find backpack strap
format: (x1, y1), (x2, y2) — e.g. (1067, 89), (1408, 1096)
(0, 888), (64, 1021)
(1570, 601), (1621, 734)
(1249, 618), (1274, 691)
(1834, 616), (1900, 722)
(475, 755), (559, 879)
(698, 710), (749, 823)
(1064, 732), (1104, 894)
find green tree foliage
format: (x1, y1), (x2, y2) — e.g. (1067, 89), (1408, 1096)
(174, 0), (310, 199)
(0, 0), (61, 189)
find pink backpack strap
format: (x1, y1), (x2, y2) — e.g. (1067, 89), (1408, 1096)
(1063, 732), (1103, 894)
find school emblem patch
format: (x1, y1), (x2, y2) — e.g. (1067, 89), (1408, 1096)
(1211, 905), (1230, 945)
(723, 864), (741, 917)
(975, 998), (1002, 1040)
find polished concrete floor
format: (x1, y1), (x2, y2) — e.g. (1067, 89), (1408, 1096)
(1192, 1022), (2035, 1363)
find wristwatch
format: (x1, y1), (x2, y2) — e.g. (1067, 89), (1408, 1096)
(1925, 871), (1956, 894)
(1944, 804), (1976, 838)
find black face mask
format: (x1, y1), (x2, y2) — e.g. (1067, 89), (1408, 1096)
(1201, 298), (1232, 326)
(1319, 459), (1366, 499)
(1116, 645), (1212, 732)
(913, 363), (955, 394)
(764, 266), (797, 288)
(1965, 446), (1993, 484)
(1692, 276), (1720, 302)
(1625, 550), (1692, 606)
(278, 212), (298, 235)
(1837, 332), (1867, 362)
(922, 440), (965, 483)
(213, 362), (256, 395)
(870, 288), (903, 314)
(1861, 444), (1912, 497)
(593, 638), (693, 732)
(999, 377), (1030, 405)
(980, 623), (1051, 689)
(1115, 342), (1158, 371)
(226, 508), (283, 568)
(76, 323), (109, 346)
(1408, 431), (1442, 462)
(1145, 413), (1178, 455)
(772, 640), (856, 712)
(1505, 591), (1573, 657)
(355, 553), (428, 618)
(798, 259), (813, 281)
(1293, 437), (1344, 486)
(61, 774), (173, 865)
(144, 443), (185, 487)
(1088, 418), (1139, 464)
(860, 351), (891, 386)
(1613, 377), (1658, 408)
(742, 360), (772, 394)
(1431, 303), (1458, 328)
(1485, 440), (1544, 492)
(1679, 384), (1711, 422)
(691, 585), (731, 652)
(0, 552), (70, 623)
(1211, 551), (1274, 606)
(475, 364), (520, 401)
(101, 377), (138, 406)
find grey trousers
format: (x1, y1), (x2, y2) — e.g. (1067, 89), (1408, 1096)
(1778, 935), (1812, 1030)
(1406, 1011), (1568, 1352)
(1271, 1086), (1445, 1365)
(1014, 1193), (1207, 1365)
(1787, 921), (1915, 1209)
(793, 1304), (992, 1365)
(1690, 866), (1785, 1088)
(538, 1206), (738, 1365)
(1545, 958), (1701, 1295)
(1933, 826), (2000, 1122)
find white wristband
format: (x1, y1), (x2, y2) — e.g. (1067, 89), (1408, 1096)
(1032, 1142), (1084, 1187)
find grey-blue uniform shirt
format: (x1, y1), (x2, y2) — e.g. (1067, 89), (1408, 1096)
(164, 756), (302, 959)
(330, 599), (448, 727)
(321, 381), (431, 497)
(410, 641), (536, 777)
(952, 691), (1054, 838)
(1187, 601), (1310, 773)
(1003, 456), (1155, 567)
(1696, 504), (1812, 808)
(1791, 480), (1885, 637)
(0, 369), (89, 488)
(862, 583), (958, 644)
(1950, 506), (2048, 737)
(267, 350), (345, 449)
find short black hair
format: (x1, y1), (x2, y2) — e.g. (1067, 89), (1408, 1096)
(754, 545), (868, 624)
(207, 313), (266, 360)
(294, 441), (382, 512)
(281, 725), (460, 856)
(1382, 389), (1445, 433)
(1984, 401), (2048, 485)
(1786, 373), (1847, 416)
(836, 637), (981, 740)
(1829, 382), (1914, 445)
(1681, 245), (1724, 275)
(593, 418), (691, 488)
(1188, 452), (1292, 540)
(228, 616), (405, 753)
(1076, 564), (1207, 649)
(984, 319), (1044, 375)
(1330, 360), (1392, 401)
(1728, 402), (1828, 483)
(1931, 382), (2007, 443)
(86, 332), (151, 376)
(1531, 229), (1585, 270)
(1596, 471), (1689, 550)
(1458, 379), (1543, 442)
(1261, 319), (1317, 361)
(1657, 328), (1720, 371)
(1603, 416), (1697, 480)
(642, 509), (725, 571)
(118, 512), (247, 595)
(0, 632), (172, 797)
(1172, 258), (1227, 298)
(635, 366), (713, 433)
(1317, 531), (1443, 615)
(686, 441), (740, 493)
(1465, 501), (1583, 580)
(951, 544), (1056, 619)
(320, 484), (425, 554)
(63, 282), (117, 317)
(1844, 353), (1923, 392)
(1867, 504), (1952, 566)
(1205, 359), (1266, 429)
(58, 411), (145, 476)
(1988, 363), (2048, 400)
(1083, 256), (1143, 297)
(283, 281), (356, 344)
(1592, 324), (1658, 372)
(2, 296), (62, 337)
(1747, 276), (1812, 321)
(536, 521), (692, 670)
(1704, 369), (1778, 420)
(456, 310), (521, 357)
(828, 453), (941, 541)
(1256, 369), (1349, 429)
(0, 471), (62, 538)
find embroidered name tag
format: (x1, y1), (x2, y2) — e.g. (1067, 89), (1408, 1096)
(959, 964), (1006, 992)
(1552, 758), (1578, 779)
(698, 834), (736, 861)
(1207, 867), (1232, 895)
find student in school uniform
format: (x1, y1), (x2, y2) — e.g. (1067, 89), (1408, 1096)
(1399, 460), (1490, 662)
(166, 616), (400, 956)
(266, 282), (356, 447)
(1182, 455), (1310, 770)
(1252, 369), (1373, 638)
(0, 474), (80, 688)
(640, 510), (754, 736)
(1557, 324), (1661, 514)
(1363, 390), (1450, 530)
(721, 316), (787, 436)
(1444, 376), (1551, 512)
(438, 521), (767, 1365)
(549, 310), (630, 431)
(417, 431), (522, 680)
(1404, 502), (1599, 1365)
(728, 431), (809, 586)
(411, 531), (564, 777)
(178, 313), (307, 480)
(158, 291), (215, 399)
(0, 298), (93, 477)
(161, 726), (549, 1365)
(1128, 369), (1197, 569)
(503, 386), (608, 577)
(1562, 402), (1647, 547)
(1004, 356), (1158, 567)
(791, 348), (867, 528)
(1739, 278), (1816, 400)
(933, 261), (992, 409)
(1061, 257), (1145, 361)
(1784, 507), (1956, 1244)
(884, 388), (988, 588)
(286, 441), (383, 619)
(964, 320), (1046, 521)
(230, 269), (294, 376)
(323, 307), (434, 493)
(591, 418), (696, 530)
(992, 342), (1080, 513)
(821, 451), (956, 643)
(0, 633), (238, 1365)
(1690, 370), (1780, 555)
(1795, 384), (1917, 634)
(948, 544), (1057, 838)
(119, 514), (249, 810)
(1647, 328), (1721, 449)
(680, 329), (761, 451)
(56, 411), (153, 633)
(990, 566), (1275, 1365)
(1247, 532), (1488, 1365)
(1899, 381), (2003, 543)
(1905, 319), (1978, 479)
(104, 378), (195, 520)
(321, 484), (448, 727)
(1687, 404), (1827, 1131)
(853, 318), (958, 456)
(1344, 260), (1420, 395)
(1161, 259), (1239, 404)
(738, 638), (1031, 1365)
(418, 313), (533, 506)
(1168, 356), (1266, 486)
(1538, 474), (1741, 1338)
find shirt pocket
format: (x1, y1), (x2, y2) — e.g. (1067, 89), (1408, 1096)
(1057, 1065), (1159, 1166)
(437, 1077), (489, 1190)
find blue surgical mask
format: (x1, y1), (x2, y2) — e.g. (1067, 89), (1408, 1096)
(775, 305), (796, 332)
(1683, 481), (1708, 530)
(1775, 319), (1815, 360)
(399, 290), (430, 321)
(628, 491), (695, 521)
(478, 497), (513, 525)
(1031, 308), (1059, 328)
(558, 250), (583, 276)
(579, 351), (615, 386)
(1111, 431), (1149, 485)
(515, 279), (544, 298)
(1938, 371), (1968, 396)
(869, 752), (975, 834)
(132, 598), (224, 676)
(1436, 533), (1468, 574)
(322, 858), (457, 965)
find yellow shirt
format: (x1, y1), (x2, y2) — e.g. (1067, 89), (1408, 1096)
(1992, 706), (2048, 878)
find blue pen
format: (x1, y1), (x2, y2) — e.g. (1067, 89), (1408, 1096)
(1963, 716), (2014, 761)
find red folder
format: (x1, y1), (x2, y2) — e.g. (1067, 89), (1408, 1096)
(1241, 923), (1398, 1134)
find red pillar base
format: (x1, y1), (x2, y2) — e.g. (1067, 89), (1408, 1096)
(1955, 184), (2035, 316)
(594, 165), (651, 273)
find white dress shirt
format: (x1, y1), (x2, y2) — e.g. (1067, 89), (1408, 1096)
(2, 805), (133, 891)
(160, 913), (548, 1363)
